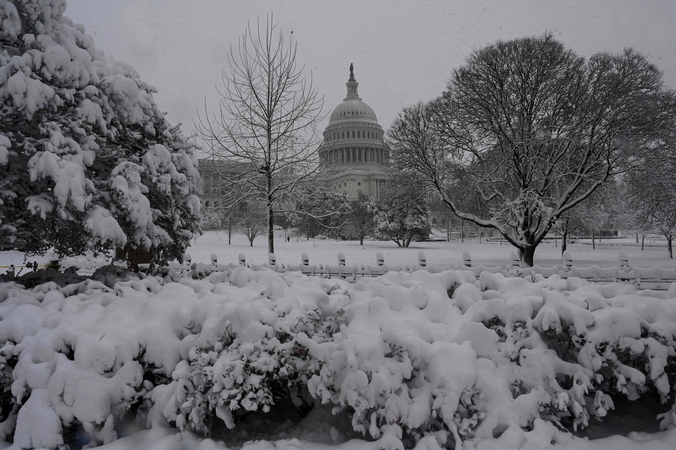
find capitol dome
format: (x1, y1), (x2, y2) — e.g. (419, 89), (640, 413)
(318, 64), (389, 200)
(328, 91), (379, 125)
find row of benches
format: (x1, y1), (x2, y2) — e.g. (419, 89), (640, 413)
(174, 251), (676, 290)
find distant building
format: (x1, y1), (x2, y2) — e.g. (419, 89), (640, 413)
(318, 64), (389, 199)
(196, 159), (291, 228)
(196, 159), (244, 211)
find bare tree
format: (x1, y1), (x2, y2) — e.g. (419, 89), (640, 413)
(236, 201), (267, 247)
(554, 186), (611, 253)
(388, 35), (671, 266)
(626, 128), (676, 258)
(196, 15), (325, 254)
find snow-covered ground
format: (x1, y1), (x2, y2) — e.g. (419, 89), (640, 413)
(2, 232), (676, 450)
(3, 232), (675, 276)
(184, 231), (676, 270)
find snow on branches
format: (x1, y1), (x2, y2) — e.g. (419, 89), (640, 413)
(0, 0), (201, 261)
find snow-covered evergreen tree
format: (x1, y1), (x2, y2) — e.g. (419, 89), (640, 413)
(372, 184), (431, 247)
(0, 0), (201, 263)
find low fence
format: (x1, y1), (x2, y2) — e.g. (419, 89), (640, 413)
(14, 249), (672, 290)
(169, 249), (676, 291)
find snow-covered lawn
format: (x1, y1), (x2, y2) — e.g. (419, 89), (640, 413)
(2, 232), (676, 450)
(3, 232), (675, 276)
(184, 232), (676, 270)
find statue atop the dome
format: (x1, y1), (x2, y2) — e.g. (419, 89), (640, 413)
(349, 63), (355, 81)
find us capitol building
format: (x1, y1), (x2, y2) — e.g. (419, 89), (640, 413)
(318, 64), (389, 199)
(198, 64), (390, 212)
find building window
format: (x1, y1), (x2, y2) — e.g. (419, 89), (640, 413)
(357, 182), (361, 186)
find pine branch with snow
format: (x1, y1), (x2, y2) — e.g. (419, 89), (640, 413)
(0, 0), (201, 263)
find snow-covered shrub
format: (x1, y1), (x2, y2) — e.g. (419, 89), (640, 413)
(156, 271), (347, 435)
(299, 271), (486, 449)
(2, 266), (676, 449)
(463, 273), (676, 437)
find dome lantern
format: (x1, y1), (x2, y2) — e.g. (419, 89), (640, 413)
(346, 63), (359, 99)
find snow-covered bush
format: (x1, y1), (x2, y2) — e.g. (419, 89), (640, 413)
(299, 271), (484, 448)
(0, 0), (201, 263)
(1, 266), (676, 449)
(155, 268), (347, 435)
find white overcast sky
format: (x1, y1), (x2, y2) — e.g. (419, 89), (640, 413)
(65, 0), (676, 135)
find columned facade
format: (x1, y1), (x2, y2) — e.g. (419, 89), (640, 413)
(318, 64), (389, 199)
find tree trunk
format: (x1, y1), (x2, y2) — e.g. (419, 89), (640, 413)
(554, 232), (557, 248)
(228, 228), (232, 245)
(267, 196), (274, 255)
(636, 233), (639, 244)
(592, 230), (595, 250)
(519, 246), (536, 267)
(641, 234), (645, 251)
(359, 235), (364, 245)
(669, 237), (673, 259)
(562, 229), (568, 256)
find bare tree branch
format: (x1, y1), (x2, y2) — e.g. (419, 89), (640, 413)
(195, 14), (326, 254)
